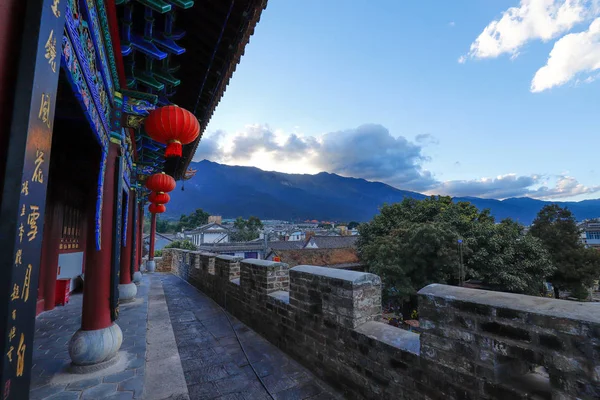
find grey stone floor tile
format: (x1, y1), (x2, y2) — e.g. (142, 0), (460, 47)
(104, 369), (135, 383)
(30, 384), (66, 400)
(45, 391), (81, 400)
(118, 376), (144, 398)
(81, 383), (118, 399)
(161, 274), (340, 400)
(31, 276), (150, 399)
(66, 377), (102, 391)
(187, 382), (220, 399)
(103, 392), (135, 400)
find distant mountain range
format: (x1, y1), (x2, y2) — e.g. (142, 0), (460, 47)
(165, 160), (600, 225)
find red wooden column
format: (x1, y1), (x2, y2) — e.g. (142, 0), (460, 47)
(69, 143), (122, 367)
(132, 200), (142, 283)
(146, 211), (157, 272)
(136, 201), (143, 270)
(118, 189), (136, 300)
(119, 192), (133, 284)
(40, 200), (61, 312)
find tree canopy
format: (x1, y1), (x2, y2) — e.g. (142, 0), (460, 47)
(230, 216), (263, 242)
(358, 196), (554, 304)
(177, 208), (210, 231)
(529, 204), (600, 298)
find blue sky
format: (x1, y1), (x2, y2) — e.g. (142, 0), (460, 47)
(197, 0), (600, 201)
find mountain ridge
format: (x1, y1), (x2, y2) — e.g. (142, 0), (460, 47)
(165, 160), (600, 224)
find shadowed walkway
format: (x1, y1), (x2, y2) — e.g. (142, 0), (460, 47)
(159, 274), (341, 400)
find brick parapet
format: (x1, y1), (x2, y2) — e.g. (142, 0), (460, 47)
(162, 249), (599, 400)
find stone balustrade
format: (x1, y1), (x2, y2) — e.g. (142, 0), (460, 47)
(156, 248), (600, 400)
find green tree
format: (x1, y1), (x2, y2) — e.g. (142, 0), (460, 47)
(348, 221), (360, 229)
(230, 216), (263, 242)
(164, 240), (197, 250)
(468, 219), (554, 295)
(529, 204), (600, 298)
(360, 221), (461, 304)
(358, 196), (556, 305)
(177, 208), (210, 232)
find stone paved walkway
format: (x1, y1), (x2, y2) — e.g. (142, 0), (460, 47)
(28, 273), (341, 399)
(30, 278), (149, 400)
(160, 274), (341, 400)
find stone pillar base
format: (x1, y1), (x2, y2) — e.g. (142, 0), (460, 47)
(146, 260), (156, 273)
(118, 282), (137, 301)
(132, 271), (142, 284)
(68, 323), (122, 370)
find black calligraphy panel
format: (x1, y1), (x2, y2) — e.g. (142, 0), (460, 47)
(0, 1), (66, 399)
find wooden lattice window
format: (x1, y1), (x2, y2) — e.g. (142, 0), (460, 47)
(59, 188), (84, 251)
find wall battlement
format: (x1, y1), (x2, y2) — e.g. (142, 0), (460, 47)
(157, 248), (600, 400)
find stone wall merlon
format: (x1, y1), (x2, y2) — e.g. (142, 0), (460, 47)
(291, 265), (381, 285)
(418, 283), (600, 324)
(355, 321), (420, 355)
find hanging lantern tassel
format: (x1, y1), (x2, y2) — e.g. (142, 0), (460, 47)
(145, 105), (200, 158)
(166, 140), (182, 158)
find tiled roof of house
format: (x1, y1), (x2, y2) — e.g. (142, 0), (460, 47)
(272, 248), (362, 269)
(306, 236), (358, 249)
(268, 241), (304, 250)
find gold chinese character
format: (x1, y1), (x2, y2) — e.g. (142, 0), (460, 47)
(14, 249), (22, 266)
(32, 150), (45, 183)
(12, 310), (16, 320)
(21, 181), (28, 196)
(21, 265), (31, 302)
(10, 284), (19, 301)
(44, 30), (57, 73)
(8, 327), (15, 342)
(27, 206), (40, 241)
(16, 334), (25, 377)
(6, 346), (14, 362)
(20, 204), (25, 216)
(51, 0), (60, 17)
(18, 223), (24, 243)
(38, 94), (51, 129)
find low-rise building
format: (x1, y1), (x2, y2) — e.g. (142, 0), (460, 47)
(579, 220), (600, 249)
(182, 223), (230, 246)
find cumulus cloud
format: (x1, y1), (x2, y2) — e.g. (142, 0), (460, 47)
(528, 175), (600, 198)
(531, 17), (600, 91)
(429, 174), (600, 199)
(313, 124), (437, 191)
(465, 0), (594, 60)
(431, 174), (541, 198)
(194, 124), (597, 200)
(195, 130), (226, 162)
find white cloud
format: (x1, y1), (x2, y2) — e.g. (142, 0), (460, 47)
(428, 173), (600, 199)
(194, 125), (598, 200)
(529, 175), (600, 198)
(449, 21), (456, 27)
(458, 55), (467, 64)
(531, 17), (600, 91)
(465, 0), (595, 60)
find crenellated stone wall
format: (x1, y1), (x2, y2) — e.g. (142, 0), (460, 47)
(156, 249), (600, 400)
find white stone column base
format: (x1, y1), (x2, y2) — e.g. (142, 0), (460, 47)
(146, 260), (156, 273)
(118, 282), (137, 301)
(68, 323), (122, 371)
(132, 271), (142, 284)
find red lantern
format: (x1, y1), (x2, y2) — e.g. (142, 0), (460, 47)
(149, 203), (166, 214)
(148, 192), (170, 204)
(144, 105), (200, 158)
(145, 172), (176, 193)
